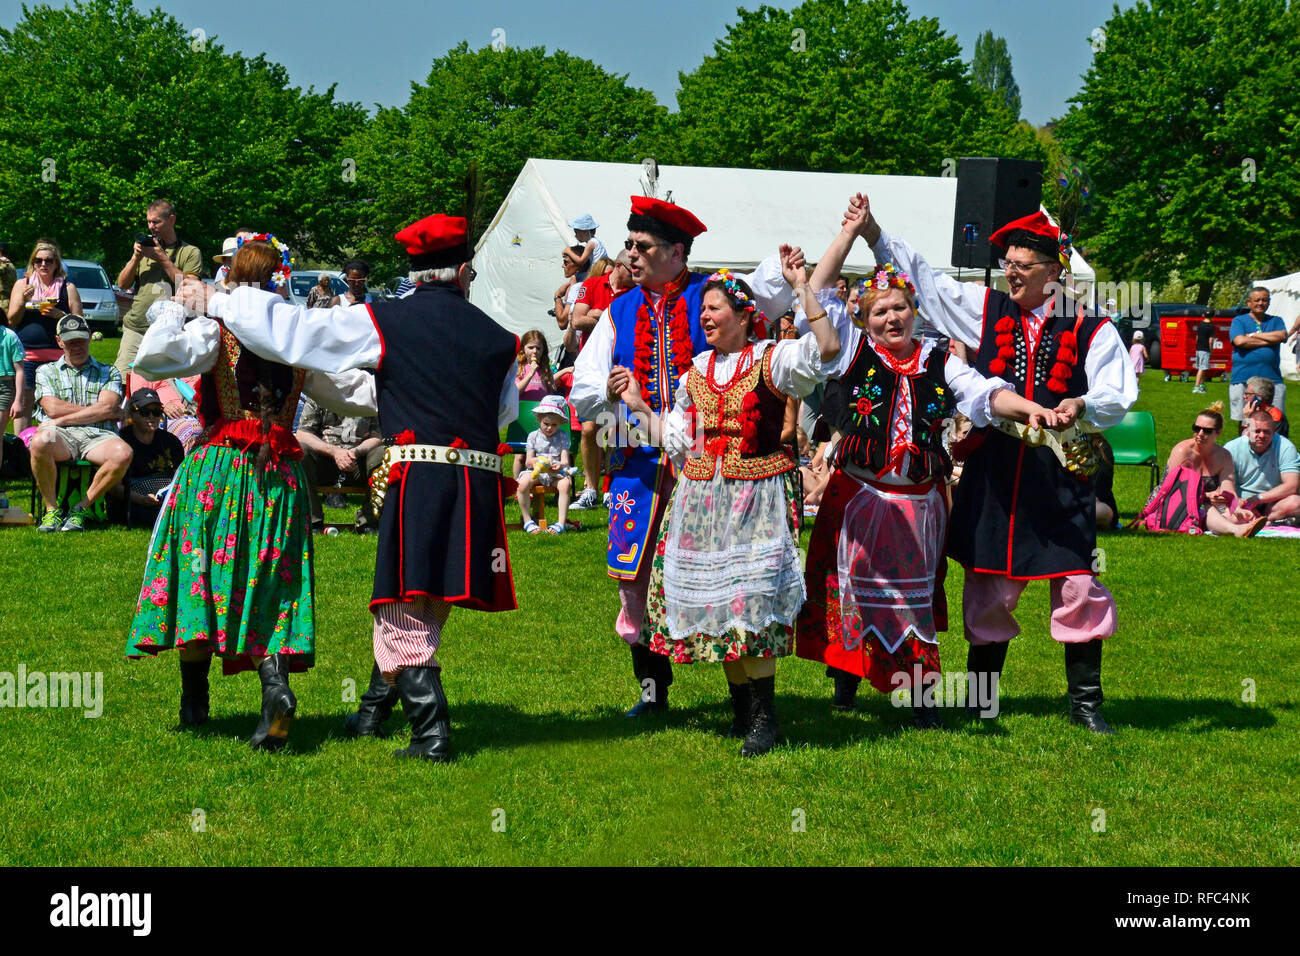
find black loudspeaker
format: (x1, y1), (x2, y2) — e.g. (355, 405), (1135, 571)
(950, 157), (1044, 270)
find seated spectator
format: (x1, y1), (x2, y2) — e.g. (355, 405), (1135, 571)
(1138, 402), (1264, 536)
(8, 238), (83, 432)
(562, 214), (606, 280)
(127, 370), (202, 452)
(1225, 409), (1300, 523)
(295, 391), (383, 534)
(29, 315), (132, 532)
(1237, 375), (1289, 439)
(508, 330), (562, 475)
(517, 395), (576, 534)
(305, 273), (334, 308)
(112, 387), (184, 525)
(1090, 434), (1119, 530)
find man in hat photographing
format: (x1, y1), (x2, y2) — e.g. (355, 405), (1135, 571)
(570, 196), (801, 717)
(183, 212), (517, 762)
(30, 314), (133, 531)
(846, 193), (1137, 734)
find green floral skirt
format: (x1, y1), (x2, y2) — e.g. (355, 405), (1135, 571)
(124, 444), (316, 674)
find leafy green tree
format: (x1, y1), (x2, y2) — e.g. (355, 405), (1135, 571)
(970, 30), (1020, 120)
(0, 0), (365, 272)
(664, 0), (1041, 176)
(1057, 0), (1300, 303)
(341, 42), (666, 275)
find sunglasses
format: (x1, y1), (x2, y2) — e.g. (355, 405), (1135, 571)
(33, 257), (56, 265)
(138, 407), (165, 417)
(624, 239), (669, 255)
(1192, 425), (1217, 435)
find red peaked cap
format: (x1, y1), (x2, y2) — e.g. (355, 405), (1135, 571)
(988, 210), (1058, 249)
(394, 214), (471, 269)
(629, 196), (707, 239)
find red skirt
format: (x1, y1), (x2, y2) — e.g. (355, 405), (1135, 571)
(796, 469), (948, 694)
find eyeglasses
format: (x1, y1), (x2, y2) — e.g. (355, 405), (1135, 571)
(138, 407), (165, 418)
(1191, 425), (1217, 435)
(998, 257), (1054, 275)
(33, 257), (56, 265)
(624, 239), (669, 255)
(468, 267), (478, 281)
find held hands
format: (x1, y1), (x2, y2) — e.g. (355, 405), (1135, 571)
(609, 365), (645, 412)
(1051, 397), (1086, 429)
(1024, 404), (1063, 431)
(779, 243), (808, 288)
(175, 275), (213, 317)
(842, 192), (876, 239)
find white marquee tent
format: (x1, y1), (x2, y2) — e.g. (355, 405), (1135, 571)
(469, 158), (1095, 340)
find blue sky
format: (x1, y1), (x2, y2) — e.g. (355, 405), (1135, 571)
(1, 0), (1134, 125)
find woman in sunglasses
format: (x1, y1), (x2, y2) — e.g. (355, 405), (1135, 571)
(6, 239), (82, 432)
(1157, 401), (1265, 536)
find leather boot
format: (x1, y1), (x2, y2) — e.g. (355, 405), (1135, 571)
(966, 642), (1008, 716)
(725, 680), (751, 738)
(344, 663), (401, 737)
(1065, 639), (1114, 734)
(911, 691), (945, 730)
(626, 643), (671, 717)
(394, 666), (451, 761)
(249, 654), (296, 751)
(740, 676), (780, 757)
(827, 665), (860, 711)
(179, 656), (211, 726)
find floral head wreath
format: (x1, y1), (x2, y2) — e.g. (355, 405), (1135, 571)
(236, 233), (292, 289)
(707, 268), (769, 339)
(869, 263), (915, 295)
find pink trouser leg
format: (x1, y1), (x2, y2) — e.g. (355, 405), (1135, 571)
(1049, 575), (1117, 644)
(373, 596), (452, 683)
(962, 570), (1026, 646)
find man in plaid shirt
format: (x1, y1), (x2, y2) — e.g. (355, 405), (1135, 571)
(29, 315), (133, 531)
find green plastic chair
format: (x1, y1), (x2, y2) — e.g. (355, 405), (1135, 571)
(1104, 410), (1159, 494)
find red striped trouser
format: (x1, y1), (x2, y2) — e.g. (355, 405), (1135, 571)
(372, 596), (451, 682)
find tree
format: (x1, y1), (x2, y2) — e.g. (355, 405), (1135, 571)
(970, 30), (1020, 120)
(663, 0), (1041, 177)
(341, 43), (666, 275)
(0, 0), (365, 271)
(1057, 0), (1300, 303)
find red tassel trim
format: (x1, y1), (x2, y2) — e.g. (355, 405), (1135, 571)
(989, 358), (1007, 376)
(1046, 378), (1069, 393)
(995, 333), (1014, 347)
(1057, 347), (1077, 365)
(1058, 331), (1077, 349)
(1050, 362), (1072, 380)
(394, 430), (415, 446)
(995, 316), (1015, 333)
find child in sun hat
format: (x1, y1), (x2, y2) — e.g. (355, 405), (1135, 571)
(517, 394), (577, 534)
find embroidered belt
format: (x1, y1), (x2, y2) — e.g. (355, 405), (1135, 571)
(382, 443), (504, 474)
(370, 443), (505, 515)
(994, 420), (1100, 478)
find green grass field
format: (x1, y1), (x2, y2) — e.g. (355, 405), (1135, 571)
(0, 341), (1296, 866)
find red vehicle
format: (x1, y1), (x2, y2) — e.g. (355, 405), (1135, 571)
(1159, 311), (1234, 382)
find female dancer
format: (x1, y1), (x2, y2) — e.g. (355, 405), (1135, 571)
(620, 247), (839, 756)
(796, 212), (1060, 728)
(124, 238), (374, 750)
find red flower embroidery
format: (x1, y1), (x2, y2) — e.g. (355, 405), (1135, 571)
(856, 397), (873, 417)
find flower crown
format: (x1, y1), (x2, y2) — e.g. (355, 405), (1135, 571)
(707, 268), (769, 336)
(869, 263), (915, 295)
(236, 233), (292, 288)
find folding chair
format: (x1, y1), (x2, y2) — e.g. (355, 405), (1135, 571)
(1104, 410), (1159, 494)
(29, 459), (114, 525)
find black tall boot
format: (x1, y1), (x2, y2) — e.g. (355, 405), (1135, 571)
(249, 654), (296, 752)
(911, 685), (945, 730)
(1065, 639), (1114, 735)
(827, 665), (861, 711)
(344, 663), (401, 737)
(394, 667), (451, 761)
(965, 642), (1008, 717)
(179, 655), (211, 726)
(740, 676), (780, 757)
(626, 643), (671, 717)
(724, 680), (751, 738)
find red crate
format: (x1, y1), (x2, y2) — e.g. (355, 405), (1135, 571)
(1159, 314), (1233, 381)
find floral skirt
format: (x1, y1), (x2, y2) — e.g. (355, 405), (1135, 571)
(124, 443), (316, 674)
(796, 469), (946, 694)
(642, 470), (802, 663)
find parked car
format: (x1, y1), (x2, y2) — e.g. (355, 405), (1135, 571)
(286, 270), (347, 306)
(64, 260), (121, 334)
